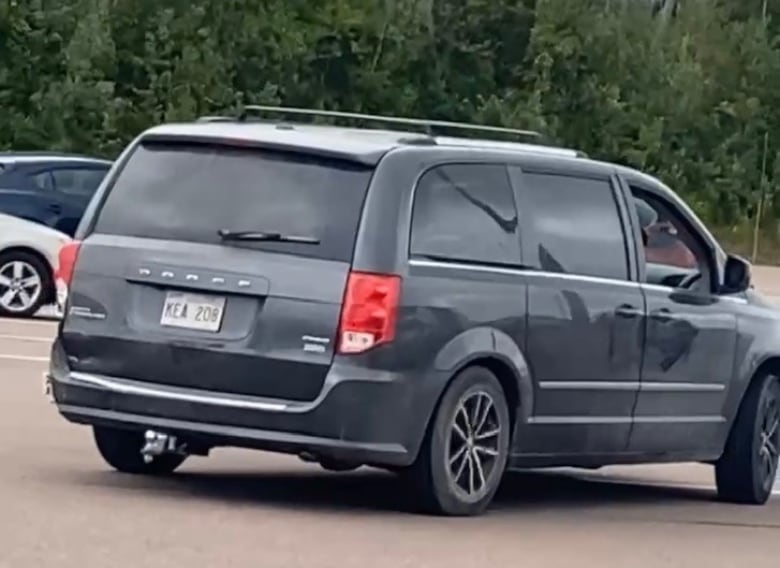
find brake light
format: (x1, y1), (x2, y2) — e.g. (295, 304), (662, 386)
(56, 241), (81, 285)
(55, 241), (81, 311)
(338, 271), (401, 354)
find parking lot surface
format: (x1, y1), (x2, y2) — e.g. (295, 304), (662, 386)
(1, 316), (779, 568)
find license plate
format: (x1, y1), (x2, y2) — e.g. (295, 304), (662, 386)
(160, 291), (226, 332)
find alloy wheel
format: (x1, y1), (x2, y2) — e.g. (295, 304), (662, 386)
(446, 391), (503, 501)
(758, 380), (780, 492)
(0, 260), (43, 314)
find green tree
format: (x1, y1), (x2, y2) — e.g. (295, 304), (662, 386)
(3, 0), (780, 258)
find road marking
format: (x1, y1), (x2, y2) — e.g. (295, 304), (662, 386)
(0, 334), (53, 343)
(0, 317), (58, 328)
(0, 354), (49, 363)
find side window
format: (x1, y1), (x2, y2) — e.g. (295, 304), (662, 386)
(31, 171), (54, 192)
(52, 168), (107, 197)
(521, 172), (629, 280)
(410, 164), (521, 266)
(630, 187), (710, 290)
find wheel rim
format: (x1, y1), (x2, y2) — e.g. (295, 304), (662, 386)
(0, 260), (43, 313)
(758, 381), (780, 491)
(446, 391), (502, 501)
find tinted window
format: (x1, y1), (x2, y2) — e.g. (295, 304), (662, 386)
(410, 164), (520, 265)
(94, 141), (372, 262)
(31, 171), (54, 191)
(53, 168), (107, 197)
(522, 172), (628, 280)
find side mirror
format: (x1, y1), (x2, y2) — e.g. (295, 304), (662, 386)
(721, 254), (751, 294)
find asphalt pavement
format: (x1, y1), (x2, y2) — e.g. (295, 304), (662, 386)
(1, 316), (779, 568)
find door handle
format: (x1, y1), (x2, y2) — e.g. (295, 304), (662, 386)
(48, 203), (62, 213)
(651, 308), (673, 323)
(615, 304), (642, 319)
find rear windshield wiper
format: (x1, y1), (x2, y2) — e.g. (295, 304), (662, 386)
(217, 229), (320, 245)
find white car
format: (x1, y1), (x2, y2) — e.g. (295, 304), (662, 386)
(0, 212), (70, 317)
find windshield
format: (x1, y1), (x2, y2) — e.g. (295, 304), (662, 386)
(93, 140), (373, 262)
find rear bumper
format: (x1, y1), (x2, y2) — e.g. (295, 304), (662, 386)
(47, 347), (434, 467)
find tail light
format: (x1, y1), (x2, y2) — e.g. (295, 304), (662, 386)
(55, 240), (81, 310)
(337, 271), (401, 354)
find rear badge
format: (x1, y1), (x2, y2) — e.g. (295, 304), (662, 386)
(302, 335), (329, 354)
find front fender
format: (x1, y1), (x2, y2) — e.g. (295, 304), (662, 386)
(723, 303), (780, 434)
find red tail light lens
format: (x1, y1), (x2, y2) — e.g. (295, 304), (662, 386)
(55, 241), (81, 311)
(338, 271), (401, 354)
(56, 241), (81, 286)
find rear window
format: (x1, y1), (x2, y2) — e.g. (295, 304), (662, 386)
(93, 141), (373, 262)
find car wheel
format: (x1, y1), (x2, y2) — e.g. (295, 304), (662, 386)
(0, 251), (52, 318)
(716, 373), (779, 504)
(93, 426), (187, 476)
(405, 366), (511, 516)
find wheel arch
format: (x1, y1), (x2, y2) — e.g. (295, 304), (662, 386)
(722, 354), (780, 442)
(749, 357), (780, 382)
(740, 355), (780, 399)
(423, 327), (534, 447)
(453, 355), (523, 431)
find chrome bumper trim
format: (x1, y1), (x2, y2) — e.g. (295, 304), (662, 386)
(66, 372), (290, 412)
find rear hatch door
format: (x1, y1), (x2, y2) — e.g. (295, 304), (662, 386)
(61, 139), (373, 402)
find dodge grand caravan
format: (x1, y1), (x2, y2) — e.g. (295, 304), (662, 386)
(46, 107), (780, 516)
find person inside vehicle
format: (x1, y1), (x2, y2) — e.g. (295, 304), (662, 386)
(635, 197), (697, 269)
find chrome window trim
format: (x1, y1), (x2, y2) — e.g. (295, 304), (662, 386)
(408, 257), (748, 303)
(408, 257), (640, 288)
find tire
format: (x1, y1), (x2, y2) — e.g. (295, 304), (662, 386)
(715, 373), (780, 505)
(404, 366), (511, 516)
(0, 251), (52, 318)
(93, 426), (186, 476)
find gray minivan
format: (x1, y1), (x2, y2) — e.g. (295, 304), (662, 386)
(46, 107), (780, 516)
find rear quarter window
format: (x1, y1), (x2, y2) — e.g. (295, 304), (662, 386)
(92, 141), (373, 262)
(409, 163), (521, 266)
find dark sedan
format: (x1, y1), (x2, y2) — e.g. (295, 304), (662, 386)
(0, 152), (112, 237)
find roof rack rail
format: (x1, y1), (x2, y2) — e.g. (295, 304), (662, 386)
(196, 115), (240, 123)
(236, 105), (544, 141)
(433, 136), (583, 158)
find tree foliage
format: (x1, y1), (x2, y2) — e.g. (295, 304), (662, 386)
(1, 0), (779, 256)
